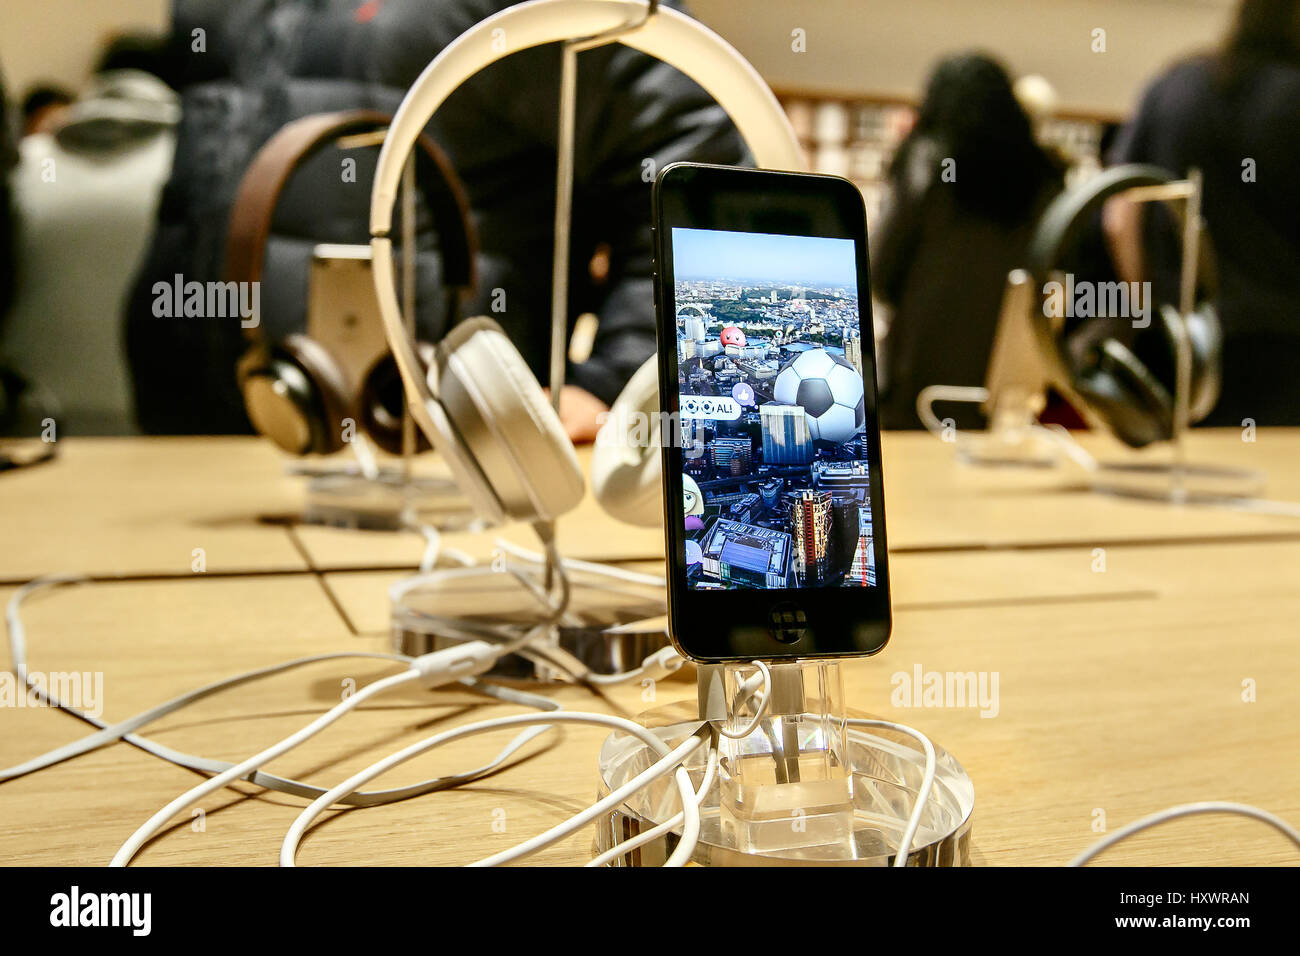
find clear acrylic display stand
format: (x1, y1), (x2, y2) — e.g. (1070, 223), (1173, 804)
(916, 268), (1061, 470)
(593, 660), (974, 866)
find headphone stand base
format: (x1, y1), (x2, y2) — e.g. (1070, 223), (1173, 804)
(293, 467), (480, 532)
(390, 559), (669, 679)
(1089, 460), (1266, 505)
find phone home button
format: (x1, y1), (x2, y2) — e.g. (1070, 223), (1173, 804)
(767, 601), (808, 644)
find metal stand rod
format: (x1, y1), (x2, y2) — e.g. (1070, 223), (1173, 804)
(545, 0), (659, 587)
(400, 151), (418, 483)
(551, 45), (578, 418)
(1170, 168), (1203, 506)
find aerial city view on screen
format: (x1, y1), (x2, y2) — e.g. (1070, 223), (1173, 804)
(671, 227), (877, 591)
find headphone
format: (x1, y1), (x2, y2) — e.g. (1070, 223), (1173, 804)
(368, 0), (805, 529)
(227, 109), (478, 456)
(1025, 164), (1222, 449)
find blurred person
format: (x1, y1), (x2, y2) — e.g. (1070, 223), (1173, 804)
(1106, 0), (1300, 426)
(124, 0), (747, 441)
(872, 53), (1065, 430)
(1, 65), (179, 435)
(1, 67), (21, 429)
(20, 85), (74, 137)
(93, 32), (182, 88)
(1, 69), (15, 309)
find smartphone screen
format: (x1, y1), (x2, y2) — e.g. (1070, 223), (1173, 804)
(672, 225), (875, 590)
(654, 164), (890, 661)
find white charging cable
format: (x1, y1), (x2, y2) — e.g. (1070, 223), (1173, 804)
(847, 718), (937, 867)
(584, 646), (685, 686)
(281, 717), (711, 867)
(109, 637), (533, 867)
(716, 660), (772, 740)
(403, 515), (477, 574)
(492, 537), (667, 588)
(1070, 801), (1300, 866)
(4, 576), (556, 805)
(7, 574), (706, 867)
(587, 734), (719, 868)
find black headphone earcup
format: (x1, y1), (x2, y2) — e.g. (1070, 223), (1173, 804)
(240, 352), (322, 455)
(358, 350), (433, 455)
(1074, 339), (1173, 449)
(239, 336), (352, 455)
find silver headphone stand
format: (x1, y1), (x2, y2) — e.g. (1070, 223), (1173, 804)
(933, 172), (1274, 508)
(294, 151), (481, 533)
(385, 5), (680, 676)
(1081, 171), (1267, 506)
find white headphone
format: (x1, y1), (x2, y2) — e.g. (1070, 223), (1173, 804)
(369, 0), (805, 529)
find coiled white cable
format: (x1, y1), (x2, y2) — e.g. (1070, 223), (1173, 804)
(4, 576), (560, 806)
(109, 636), (539, 867)
(493, 537), (667, 588)
(847, 718), (937, 867)
(110, 667), (420, 866)
(281, 716), (710, 867)
(587, 733), (719, 868)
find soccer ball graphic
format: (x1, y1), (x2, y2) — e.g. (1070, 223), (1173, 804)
(772, 347), (864, 444)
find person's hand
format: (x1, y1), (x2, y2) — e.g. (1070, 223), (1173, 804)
(544, 385), (610, 444)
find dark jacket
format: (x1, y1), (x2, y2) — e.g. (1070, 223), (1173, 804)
(1109, 54), (1300, 426)
(872, 134), (1062, 430)
(125, 0), (747, 433)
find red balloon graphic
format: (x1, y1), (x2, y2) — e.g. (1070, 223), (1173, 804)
(720, 326), (747, 348)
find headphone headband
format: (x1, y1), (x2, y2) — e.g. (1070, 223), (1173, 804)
(369, 0), (803, 239)
(1025, 163), (1176, 293)
(226, 108), (477, 344)
(367, 0), (805, 518)
(1023, 164), (1222, 446)
(1025, 164), (1219, 383)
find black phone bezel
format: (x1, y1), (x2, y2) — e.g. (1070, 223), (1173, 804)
(651, 162), (892, 663)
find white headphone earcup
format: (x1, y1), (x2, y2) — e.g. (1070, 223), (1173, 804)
(437, 317), (585, 523)
(592, 356), (663, 527)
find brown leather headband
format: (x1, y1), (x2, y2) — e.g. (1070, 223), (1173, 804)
(225, 109), (477, 342)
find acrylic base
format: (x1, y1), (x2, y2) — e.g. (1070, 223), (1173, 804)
(953, 425), (1060, 469)
(296, 467), (480, 532)
(593, 700), (975, 866)
(390, 561), (669, 680)
(1089, 460), (1266, 505)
